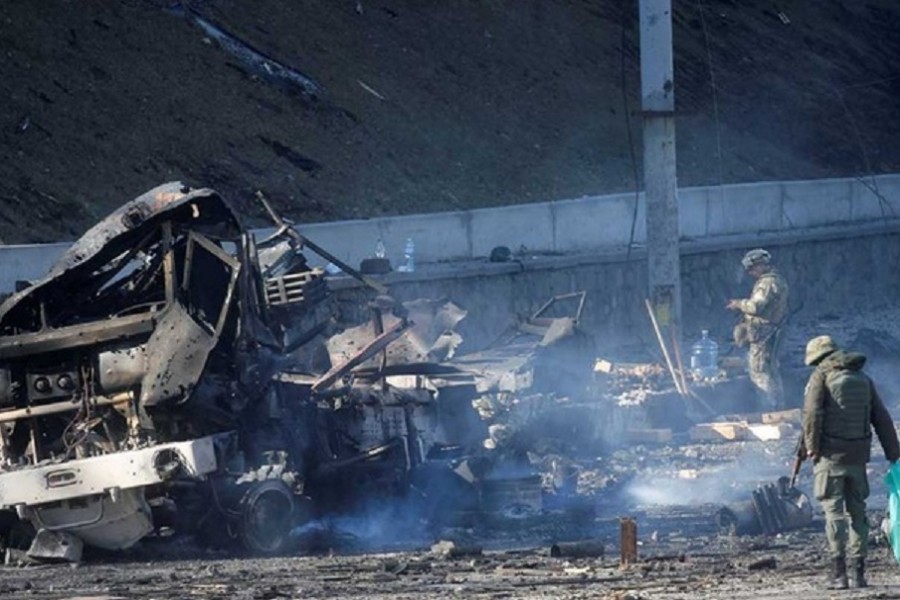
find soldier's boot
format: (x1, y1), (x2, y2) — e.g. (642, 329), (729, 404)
(849, 558), (867, 589)
(829, 556), (849, 590)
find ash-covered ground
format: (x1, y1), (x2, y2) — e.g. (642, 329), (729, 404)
(3, 309), (900, 599)
(3, 434), (900, 600)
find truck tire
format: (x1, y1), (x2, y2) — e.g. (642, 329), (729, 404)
(237, 480), (295, 555)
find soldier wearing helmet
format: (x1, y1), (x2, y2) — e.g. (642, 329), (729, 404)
(726, 248), (789, 409)
(801, 335), (899, 589)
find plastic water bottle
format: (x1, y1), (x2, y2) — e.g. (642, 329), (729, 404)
(375, 238), (386, 259)
(690, 330), (719, 380)
(402, 237), (415, 272)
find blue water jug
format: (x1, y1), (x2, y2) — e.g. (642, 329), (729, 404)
(402, 237), (415, 272)
(690, 330), (719, 380)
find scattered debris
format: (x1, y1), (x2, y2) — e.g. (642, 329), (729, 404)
(489, 246), (512, 262)
(746, 422), (794, 441)
(624, 429), (673, 444)
(166, 5), (320, 97)
(4, 548), (37, 567)
(690, 420), (797, 442)
(357, 79), (386, 100)
(690, 422), (751, 442)
(747, 556), (778, 570)
(430, 539), (483, 559)
(761, 409), (802, 425)
(26, 529), (83, 563)
(717, 477), (812, 535)
(549, 539), (605, 558)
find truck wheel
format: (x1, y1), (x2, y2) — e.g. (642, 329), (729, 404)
(237, 480), (295, 555)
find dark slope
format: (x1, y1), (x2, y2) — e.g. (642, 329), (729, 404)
(1, 0), (898, 242)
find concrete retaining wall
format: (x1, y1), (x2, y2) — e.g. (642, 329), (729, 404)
(330, 226), (900, 362)
(3, 174), (899, 294)
(0, 242), (70, 293)
(2, 174), (900, 346)
(289, 173), (900, 268)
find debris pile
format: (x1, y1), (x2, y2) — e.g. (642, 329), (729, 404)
(0, 182), (852, 565)
(717, 477), (813, 536)
(0, 183), (600, 560)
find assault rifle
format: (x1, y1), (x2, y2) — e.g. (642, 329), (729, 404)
(789, 433), (806, 488)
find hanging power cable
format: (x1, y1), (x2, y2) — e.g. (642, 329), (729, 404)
(696, 0), (726, 212)
(621, 2), (642, 264)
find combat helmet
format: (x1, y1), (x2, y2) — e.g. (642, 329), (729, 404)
(741, 248), (771, 270)
(805, 335), (838, 366)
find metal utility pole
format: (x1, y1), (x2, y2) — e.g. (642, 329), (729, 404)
(639, 0), (681, 331)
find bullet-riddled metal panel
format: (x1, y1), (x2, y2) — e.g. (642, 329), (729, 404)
(139, 303), (217, 408)
(97, 344), (148, 395)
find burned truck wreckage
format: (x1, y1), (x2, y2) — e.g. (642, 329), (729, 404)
(0, 183), (595, 558)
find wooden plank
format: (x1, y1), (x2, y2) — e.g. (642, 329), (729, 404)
(276, 280), (313, 290)
(689, 422), (749, 442)
(760, 409), (802, 425)
(748, 423), (795, 441)
(594, 359), (614, 374)
(717, 412), (760, 423)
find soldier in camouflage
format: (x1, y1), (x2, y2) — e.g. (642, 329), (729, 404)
(802, 335), (900, 589)
(726, 248), (789, 410)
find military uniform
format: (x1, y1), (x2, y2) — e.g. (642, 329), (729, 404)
(736, 268), (789, 409)
(802, 338), (900, 589)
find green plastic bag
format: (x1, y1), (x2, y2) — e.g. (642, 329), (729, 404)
(884, 462), (900, 564)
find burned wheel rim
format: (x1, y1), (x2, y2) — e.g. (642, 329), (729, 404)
(238, 480), (295, 555)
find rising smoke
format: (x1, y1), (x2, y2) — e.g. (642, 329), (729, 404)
(625, 444), (791, 507)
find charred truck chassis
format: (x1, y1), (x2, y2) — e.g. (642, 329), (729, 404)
(0, 183), (590, 557)
(0, 184), (319, 554)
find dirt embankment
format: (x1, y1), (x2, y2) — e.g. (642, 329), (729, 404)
(1, 0), (899, 243)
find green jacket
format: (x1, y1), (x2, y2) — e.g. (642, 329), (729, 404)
(738, 268), (789, 343)
(802, 350), (900, 465)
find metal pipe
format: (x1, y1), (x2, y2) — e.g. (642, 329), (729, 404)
(644, 298), (684, 395)
(620, 517), (638, 566)
(0, 392), (133, 424)
(670, 323), (689, 394)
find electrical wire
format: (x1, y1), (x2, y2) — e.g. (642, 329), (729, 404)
(618, 3), (664, 357)
(62, 365), (96, 457)
(823, 67), (894, 218)
(621, 2), (641, 265)
(696, 0), (726, 220)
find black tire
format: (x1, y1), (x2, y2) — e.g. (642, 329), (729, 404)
(237, 480), (296, 555)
